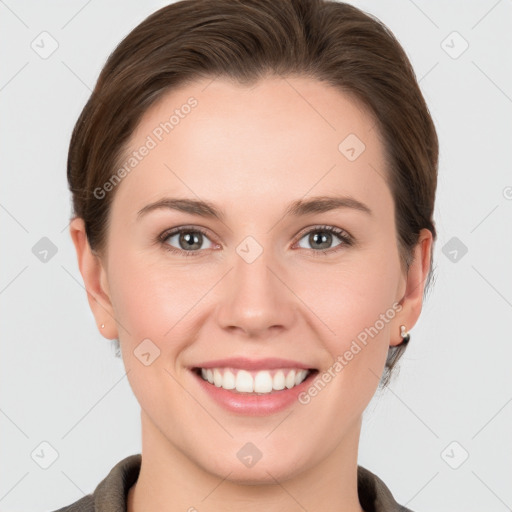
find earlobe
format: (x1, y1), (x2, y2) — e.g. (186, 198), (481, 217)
(390, 229), (433, 347)
(69, 217), (118, 340)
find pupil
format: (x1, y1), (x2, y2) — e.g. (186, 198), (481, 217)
(311, 232), (331, 249)
(181, 231), (201, 250)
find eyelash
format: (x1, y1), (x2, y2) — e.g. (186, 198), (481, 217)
(157, 224), (354, 258)
(157, 225), (355, 257)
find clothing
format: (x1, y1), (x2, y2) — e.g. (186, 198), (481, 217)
(51, 454), (414, 512)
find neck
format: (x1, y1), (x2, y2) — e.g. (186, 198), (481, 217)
(128, 411), (365, 512)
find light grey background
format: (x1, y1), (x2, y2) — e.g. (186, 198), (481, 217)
(1, 1), (511, 511)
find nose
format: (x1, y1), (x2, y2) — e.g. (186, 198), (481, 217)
(216, 245), (297, 339)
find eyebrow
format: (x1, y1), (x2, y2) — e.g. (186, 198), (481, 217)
(136, 195), (373, 221)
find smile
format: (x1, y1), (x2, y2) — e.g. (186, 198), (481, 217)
(194, 367), (313, 394)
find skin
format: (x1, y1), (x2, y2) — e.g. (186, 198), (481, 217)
(70, 76), (432, 512)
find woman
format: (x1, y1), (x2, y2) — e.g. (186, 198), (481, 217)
(58, 0), (438, 510)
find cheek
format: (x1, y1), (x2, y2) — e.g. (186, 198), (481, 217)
(295, 250), (399, 338)
(106, 248), (227, 413)
(292, 248), (400, 390)
(110, 268), (169, 342)
(107, 246), (211, 345)
(107, 251), (202, 418)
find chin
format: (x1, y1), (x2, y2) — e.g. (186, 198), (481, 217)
(198, 451), (309, 485)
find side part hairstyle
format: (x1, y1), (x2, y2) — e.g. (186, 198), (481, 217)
(67, 0), (438, 388)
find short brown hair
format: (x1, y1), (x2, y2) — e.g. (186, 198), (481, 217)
(67, 0), (438, 388)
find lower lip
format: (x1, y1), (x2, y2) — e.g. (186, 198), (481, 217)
(190, 369), (318, 416)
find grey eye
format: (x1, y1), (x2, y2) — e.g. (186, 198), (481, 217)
(164, 230), (214, 251)
(296, 229), (345, 250)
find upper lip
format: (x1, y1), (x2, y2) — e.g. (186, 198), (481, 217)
(191, 357), (315, 371)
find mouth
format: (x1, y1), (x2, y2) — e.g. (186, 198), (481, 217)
(191, 366), (319, 395)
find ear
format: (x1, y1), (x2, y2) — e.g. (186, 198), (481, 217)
(69, 217), (118, 340)
(390, 228), (433, 347)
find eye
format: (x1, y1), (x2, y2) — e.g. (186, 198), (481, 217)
(158, 224), (354, 258)
(159, 226), (217, 257)
(294, 225), (353, 254)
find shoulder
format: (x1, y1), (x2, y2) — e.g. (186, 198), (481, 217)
(357, 465), (415, 512)
(49, 454), (142, 512)
(50, 494), (94, 512)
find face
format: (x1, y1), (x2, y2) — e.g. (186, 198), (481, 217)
(73, 76), (429, 483)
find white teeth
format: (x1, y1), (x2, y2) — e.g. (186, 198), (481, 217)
(197, 367), (310, 394)
(273, 370), (286, 390)
(254, 371), (273, 393)
(213, 369), (223, 387)
(285, 370), (296, 389)
(294, 371), (304, 386)
(236, 370), (254, 392)
(222, 370), (236, 390)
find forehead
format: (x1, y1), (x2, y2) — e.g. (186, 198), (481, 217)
(113, 76), (391, 220)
